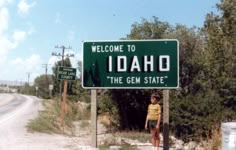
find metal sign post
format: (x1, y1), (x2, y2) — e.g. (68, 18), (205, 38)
(163, 90), (170, 150)
(91, 90), (97, 147)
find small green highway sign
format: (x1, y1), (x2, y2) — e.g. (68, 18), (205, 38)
(57, 66), (77, 81)
(82, 40), (179, 89)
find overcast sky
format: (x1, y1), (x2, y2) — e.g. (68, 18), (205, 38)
(0, 0), (219, 83)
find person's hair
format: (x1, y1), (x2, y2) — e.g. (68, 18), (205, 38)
(151, 93), (160, 100)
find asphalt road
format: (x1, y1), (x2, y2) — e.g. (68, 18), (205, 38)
(0, 94), (26, 120)
(0, 93), (42, 149)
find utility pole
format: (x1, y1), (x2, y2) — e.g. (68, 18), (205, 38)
(26, 72), (31, 95)
(26, 72), (31, 85)
(42, 64), (51, 87)
(52, 45), (74, 100)
(52, 45), (74, 126)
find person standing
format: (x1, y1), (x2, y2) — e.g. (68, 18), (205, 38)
(145, 93), (161, 150)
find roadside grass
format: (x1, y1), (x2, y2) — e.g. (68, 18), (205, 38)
(114, 131), (150, 143)
(99, 131), (149, 150)
(120, 143), (138, 150)
(79, 120), (90, 129)
(27, 100), (60, 134)
(27, 99), (90, 135)
(209, 129), (221, 150)
(99, 139), (117, 150)
(99, 139), (138, 150)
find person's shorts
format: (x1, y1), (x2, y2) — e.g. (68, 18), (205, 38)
(148, 120), (158, 130)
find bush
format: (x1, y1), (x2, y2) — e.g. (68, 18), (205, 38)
(27, 99), (83, 134)
(27, 100), (61, 134)
(98, 94), (120, 128)
(170, 90), (236, 142)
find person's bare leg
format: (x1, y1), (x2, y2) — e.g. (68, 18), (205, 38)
(150, 130), (157, 149)
(155, 129), (160, 149)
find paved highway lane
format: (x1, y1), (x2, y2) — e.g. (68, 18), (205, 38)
(0, 94), (42, 149)
(0, 94), (27, 121)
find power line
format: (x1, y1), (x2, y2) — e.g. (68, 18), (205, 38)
(52, 45), (74, 66)
(42, 64), (50, 75)
(42, 64), (51, 87)
(51, 45), (74, 100)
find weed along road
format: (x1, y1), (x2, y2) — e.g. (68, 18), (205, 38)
(0, 94), (42, 149)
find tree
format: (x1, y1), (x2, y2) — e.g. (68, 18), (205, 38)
(18, 83), (35, 95)
(204, 0), (236, 110)
(34, 74), (53, 98)
(164, 25), (207, 96)
(127, 17), (170, 40)
(51, 57), (87, 102)
(52, 57), (72, 96)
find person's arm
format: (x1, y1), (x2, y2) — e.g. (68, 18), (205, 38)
(145, 115), (148, 129)
(156, 105), (161, 129)
(156, 113), (161, 129)
(145, 106), (149, 129)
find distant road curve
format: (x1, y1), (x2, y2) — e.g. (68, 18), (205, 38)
(0, 93), (41, 123)
(0, 93), (42, 149)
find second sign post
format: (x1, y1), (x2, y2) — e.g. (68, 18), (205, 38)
(57, 66), (77, 126)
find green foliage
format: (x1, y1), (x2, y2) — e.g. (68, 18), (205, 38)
(127, 16), (170, 40)
(27, 100), (61, 134)
(164, 25), (206, 96)
(19, 84), (35, 95)
(110, 89), (158, 130)
(170, 91), (236, 141)
(34, 74), (53, 99)
(203, 0), (236, 111)
(51, 57), (72, 96)
(50, 58), (87, 103)
(27, 99), (82, 134)
(98, 93), (120, 128)
(27, 110), (60, 134)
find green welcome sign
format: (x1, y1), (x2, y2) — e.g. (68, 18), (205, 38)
(82, 40), (179, 89)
